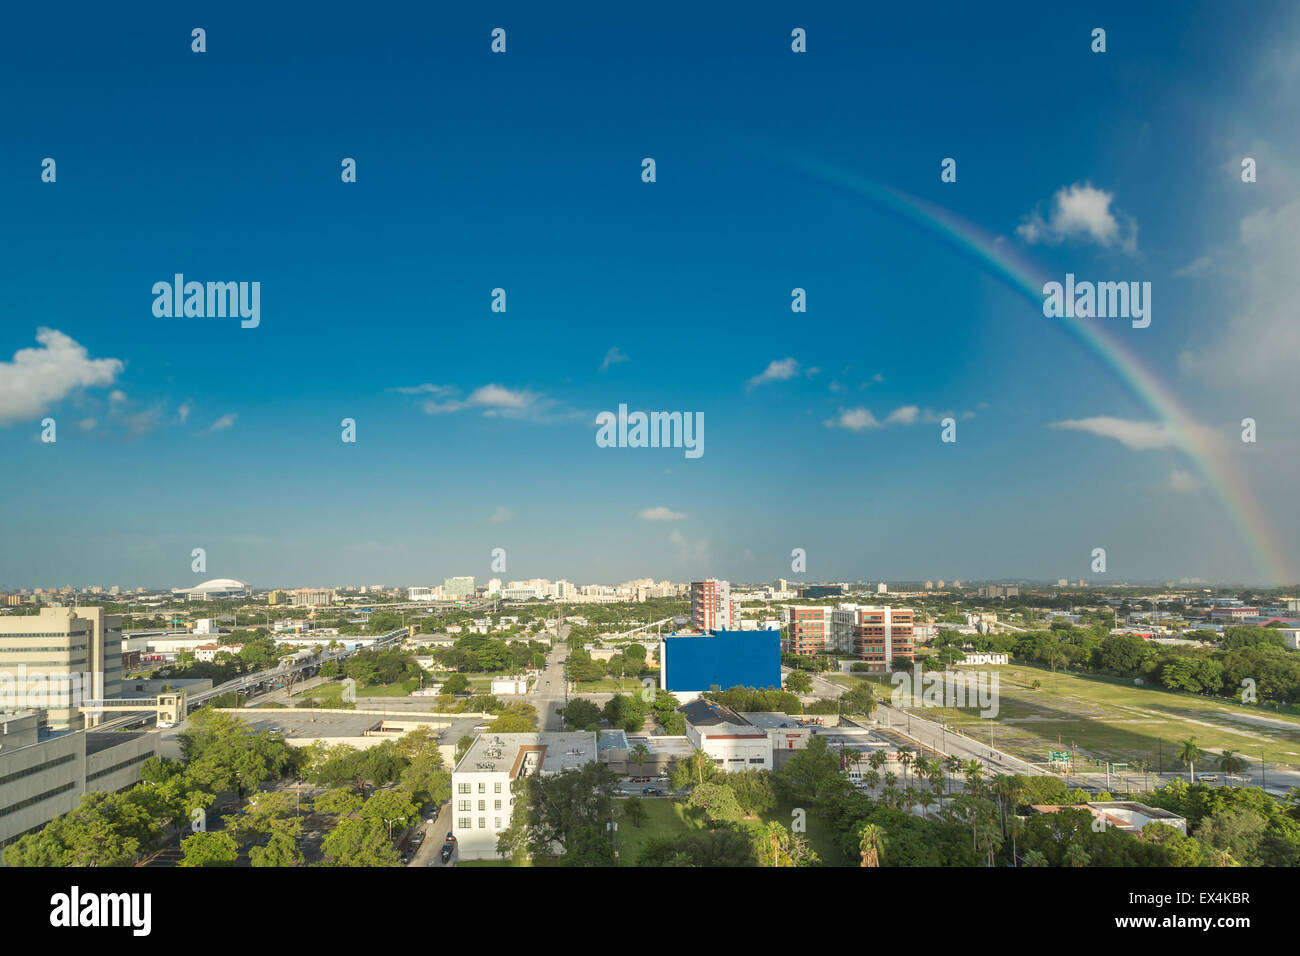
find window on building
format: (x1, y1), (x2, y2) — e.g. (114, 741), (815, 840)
(478, 783), (486, 793)
(478, 818), (486, 828)
(458, 817), (471, 829)
(478, 800), (485, 811)
(494, 782), (502, 793)
(458, 783), (470, 794)
(457, 800), (470, 811)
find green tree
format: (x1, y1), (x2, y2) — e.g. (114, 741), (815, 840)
(178, 830), (239, 867)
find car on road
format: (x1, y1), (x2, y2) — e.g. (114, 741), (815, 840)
(1199, 774), (1219, 782)
(445, 831), (456, 843)
(440, 843), (455, 863)
(642, 787), (663, 796)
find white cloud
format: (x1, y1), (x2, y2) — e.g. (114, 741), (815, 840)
(178, 401), (192, 425)
(1173, 255), (1214, 277)
(209, 413), (238, 432)
(1179, 198), (1300, 413)
(389, 383), (456, 396)
(1048, 417), (1177, 450)
(486, 505), (512, 524)
(669, 529), (711, 565)
(747, 357), (802, 388)
(639, 506), (686, 521)
(403, 382), (563, 421)
(1165, 469), (1204, 493)
(823, 405), (927, 432)
(600, 347), (628, 372)
(1017, 182), (1138, 253)
(0, 328), (124, 425)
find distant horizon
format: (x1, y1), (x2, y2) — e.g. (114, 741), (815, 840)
(5, 576), (1295, 594)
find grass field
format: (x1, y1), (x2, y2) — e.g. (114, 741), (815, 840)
(574, 677), (652, 693)
(832, 665), (1300, 771)
(612, 797), (846, 866)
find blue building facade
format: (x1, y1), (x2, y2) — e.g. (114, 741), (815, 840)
(659, 629), (782, 693)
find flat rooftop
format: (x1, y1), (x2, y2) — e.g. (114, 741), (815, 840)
(87, 730), (151, 756)
(739, 711), (804, 730)
(455, 731), (598, 775)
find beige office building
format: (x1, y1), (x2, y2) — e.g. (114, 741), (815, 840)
(0, 607), (124, 730)
(0, 709), (158, 854)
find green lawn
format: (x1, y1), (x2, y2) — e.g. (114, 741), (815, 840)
(885, 664), (1300, 771)
(575, 677), (652, 693)
(612, 796), (847, 866)
(614, 797), (707, 865)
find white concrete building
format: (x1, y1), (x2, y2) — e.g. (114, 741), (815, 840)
(450, 731), (598, 860)
(679, 699), (771, 771)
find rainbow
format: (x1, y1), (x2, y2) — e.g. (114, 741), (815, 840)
(793, 156), (1293, 586)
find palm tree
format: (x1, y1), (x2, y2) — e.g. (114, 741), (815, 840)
(963, 759), (985, 795)
(1177, 736), (1204, 784)
(858, 823), (885, 867)
(868, 751), (888, 773)
(902, 786), (918, 813)
(918, 790), (934, 819)
(896, 747), (914, 785)
(864, 769), (881, 795)
(687, 748), (712, 787)
(945, 755), (963, 794)
(1215, 750), (1248, 786)
(628, 742), (651, 773)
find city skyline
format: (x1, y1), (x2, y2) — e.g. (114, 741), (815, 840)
(3, 4), (1300, 587)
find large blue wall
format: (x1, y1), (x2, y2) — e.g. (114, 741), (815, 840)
(662, 629), (781, 692)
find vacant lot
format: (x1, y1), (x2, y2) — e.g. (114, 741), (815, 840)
(837, 666), (1300, 770)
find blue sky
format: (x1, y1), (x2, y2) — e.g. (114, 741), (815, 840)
(2, 2), (1298, 588)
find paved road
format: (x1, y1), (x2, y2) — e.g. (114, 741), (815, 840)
(531, 643), (571, 731)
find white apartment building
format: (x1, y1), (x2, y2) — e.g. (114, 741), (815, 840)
(451, 731), (598, 860)
(443, 577), (476, 600)
(407, 587), (436, 602)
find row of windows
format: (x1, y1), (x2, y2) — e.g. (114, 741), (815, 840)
(87, 751), (153, 783)
(0, 752), (76, 788)
(0, 645), (88, 653)
(456, 799), (506, 811)
(0, 633), (89, 639)
(457, 781), (504, 794)
(0, 781), (76, 819)
(457, 817), (504, 830)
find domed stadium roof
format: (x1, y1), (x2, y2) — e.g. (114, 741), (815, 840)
(191, 578), (249, 591)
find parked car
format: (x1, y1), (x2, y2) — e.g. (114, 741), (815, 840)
(445, 831), (456, 843)
(440, 843), (455, 863)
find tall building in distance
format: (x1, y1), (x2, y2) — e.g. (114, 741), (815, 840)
(690, 579), (738, 632)
(443, 576), (476, 600)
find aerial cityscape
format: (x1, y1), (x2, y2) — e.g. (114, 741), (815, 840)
(0, 0), (1291, 932)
